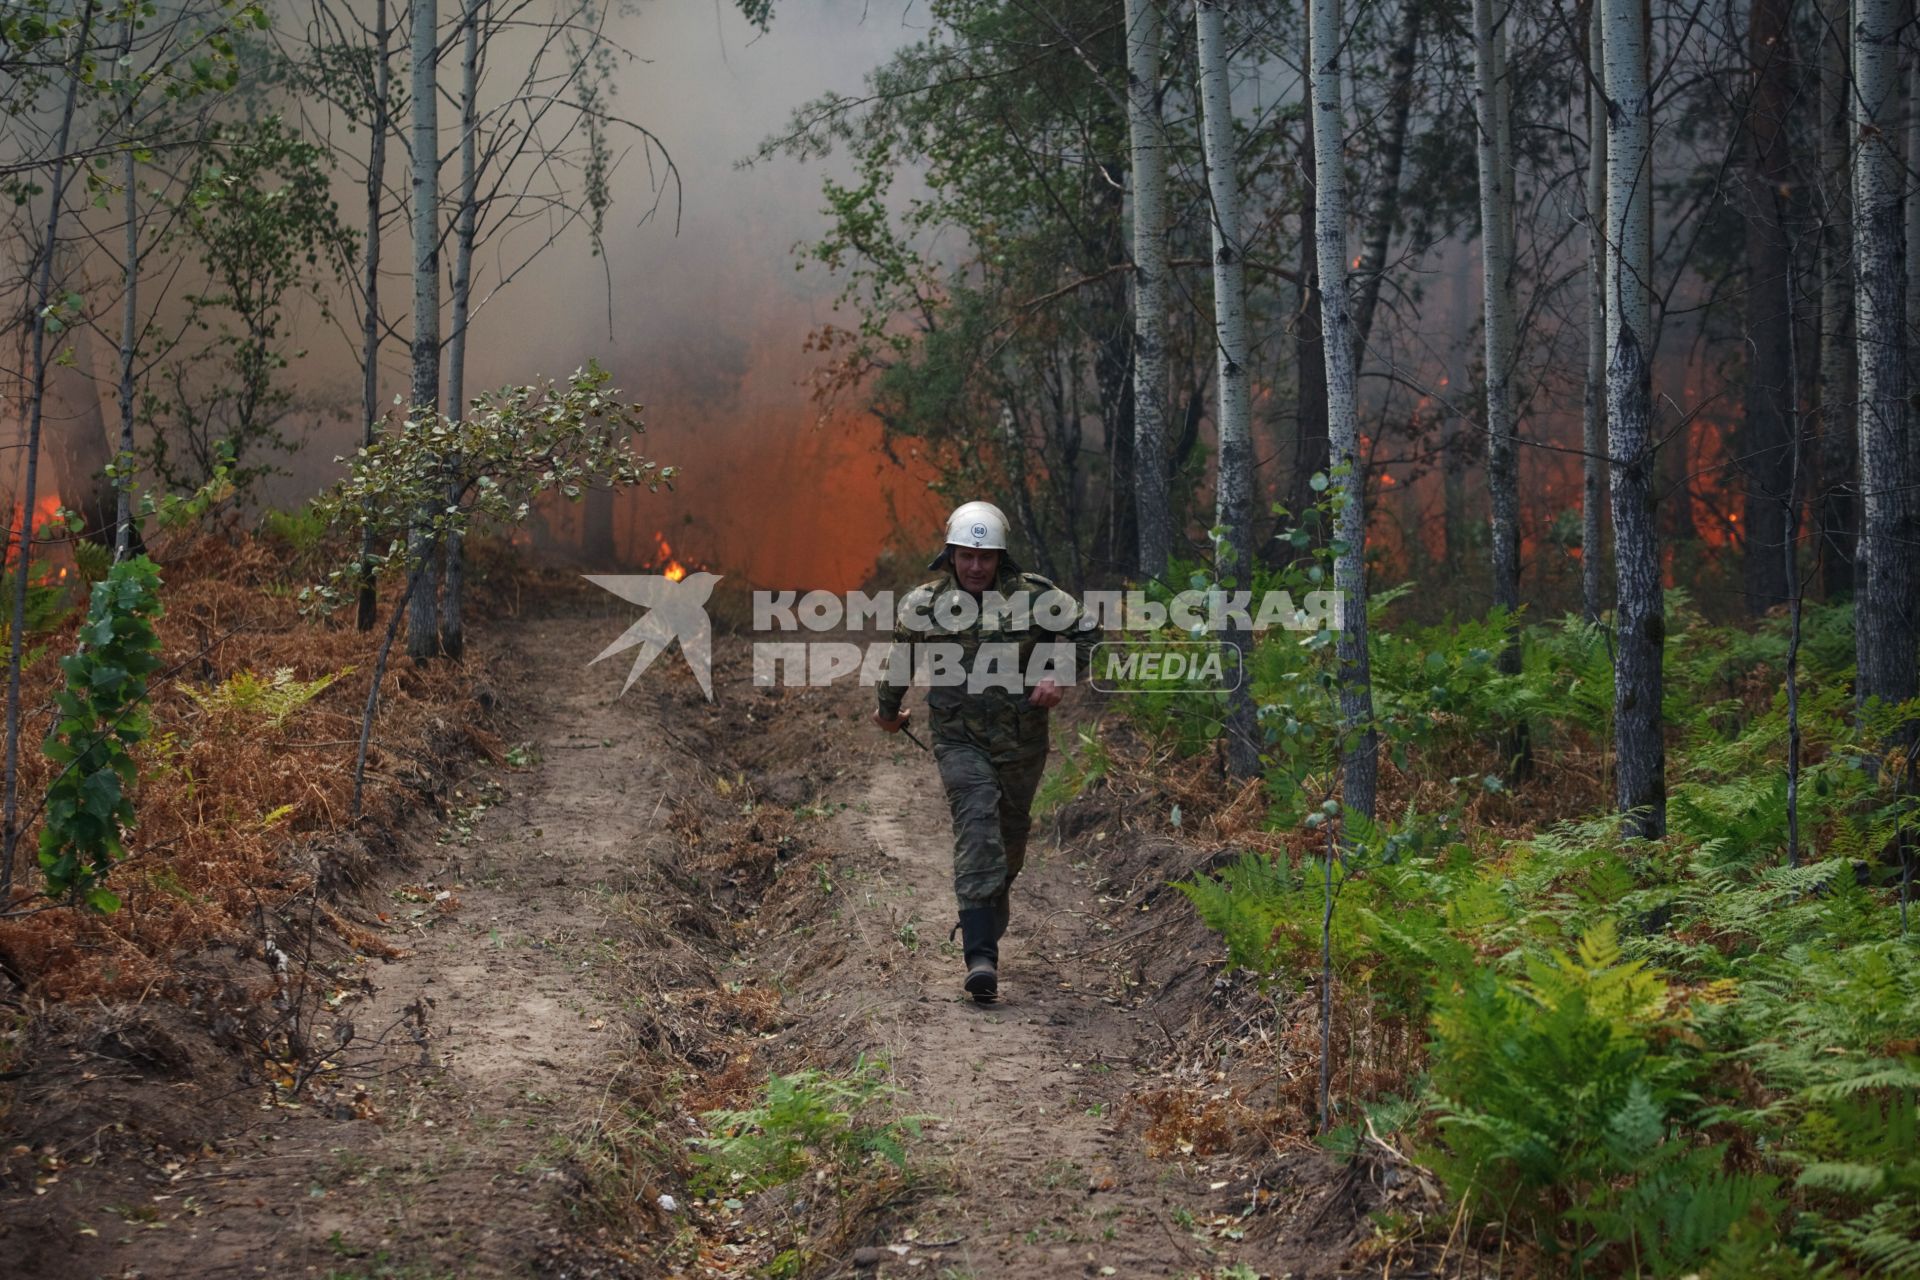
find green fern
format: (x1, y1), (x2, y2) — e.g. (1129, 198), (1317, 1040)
(185, 665), (349, 730)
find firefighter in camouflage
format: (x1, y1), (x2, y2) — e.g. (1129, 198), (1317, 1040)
(873, 502), (1100, 1001)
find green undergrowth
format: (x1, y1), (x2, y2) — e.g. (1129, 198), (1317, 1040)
(1132, 576), (1917, 1277)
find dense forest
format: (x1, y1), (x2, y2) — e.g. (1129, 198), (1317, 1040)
(2, 0), (1918, 1277)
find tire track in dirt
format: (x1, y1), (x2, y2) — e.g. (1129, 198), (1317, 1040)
(58, 616), (694, 1279)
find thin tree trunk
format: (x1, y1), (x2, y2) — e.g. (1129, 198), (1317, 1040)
(1817, 0), (1856, 598)
(1311, 0), (1377, 820)
(357, 0), (393, 631)
(1785, 247), (1805, 868)
(354, 565), (427, 818)
(1195, 0), (1259, 780)
(406, 0), (443, 661)
(1582, 0), (1608, 623)
(1852, 0), (1920, 733)
(1473, 0), (1520, 671)
(1908, 9), (1920, 490)
(1290, 154), (1330, 521)
(439, 0), (482, 661)
(1126, 0), (1171, 581)
(115, 13), (138, 562)
(1908, 20), (1920, 384)
(1603, 0), (1666, 838)
(1349, 0), (1420, 362)
(1740, 0), (1796, 613)
(3, 0), (95, 899)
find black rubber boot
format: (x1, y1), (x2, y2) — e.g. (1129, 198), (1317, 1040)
(956, 907), (999, 1001)
(989, 887), (1010, 944)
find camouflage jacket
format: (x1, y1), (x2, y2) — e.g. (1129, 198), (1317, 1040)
(876, 564), (1101, 761)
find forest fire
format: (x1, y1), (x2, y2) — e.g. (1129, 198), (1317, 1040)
(4, 493), (66, 571)
(650, 531), (690, 582)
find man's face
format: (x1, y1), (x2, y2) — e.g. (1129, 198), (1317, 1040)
(953, 546), (1000, 593)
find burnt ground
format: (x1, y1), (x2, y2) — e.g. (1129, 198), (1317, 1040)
(0, 610), (1452, 1280)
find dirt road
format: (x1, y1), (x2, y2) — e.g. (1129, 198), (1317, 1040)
(5, 615), (1369, 1279)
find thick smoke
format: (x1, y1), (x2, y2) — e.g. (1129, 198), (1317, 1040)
(461, 0), (945, 591)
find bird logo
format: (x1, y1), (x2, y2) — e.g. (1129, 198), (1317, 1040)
(584, 573), (723, 700)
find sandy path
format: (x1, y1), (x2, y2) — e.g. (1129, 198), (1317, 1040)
(769, 733), (1247, 1279)
(67, 617), (688, 1279)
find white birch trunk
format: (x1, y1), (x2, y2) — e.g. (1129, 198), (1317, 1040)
(1602, 0), (1666, 837)
(1582, 0), (1607, 624)
(1311, 0), (1377, 819)
(1126, 0), (1172, 580)
(440, 0), (482, 660)
(1473, 0), (1520, 671)
(1195, 0), (1259, 779)
(406, 0), (443, 660)
(1852, 0), (1920, 723)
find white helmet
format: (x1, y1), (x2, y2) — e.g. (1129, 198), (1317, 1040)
(928, 500), (1019, 570)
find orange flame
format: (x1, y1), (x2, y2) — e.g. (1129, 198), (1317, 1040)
(654, 531), (688, 583)
(5, 492), (68, 573)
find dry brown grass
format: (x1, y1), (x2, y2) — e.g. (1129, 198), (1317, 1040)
(0, 534), (496, 1002)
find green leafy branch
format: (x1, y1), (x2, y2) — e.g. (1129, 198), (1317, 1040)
(37, 556), (164, 912)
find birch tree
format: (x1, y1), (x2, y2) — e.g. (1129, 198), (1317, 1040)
(1126, 0), (1171, 581)
(404, 0), (443, 661)
(1582, 0), (1607, 624)
(1471, 0), (1519, 675)
(1310, 0), (1377, 820)
(1602, 0), (1665, 838)
(439, 0), (485, 660)
(1195, 0), (1259, 779)
(1850, 0), (1919, 731)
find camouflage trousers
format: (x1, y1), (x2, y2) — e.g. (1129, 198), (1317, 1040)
(934, 744), (1049, 911)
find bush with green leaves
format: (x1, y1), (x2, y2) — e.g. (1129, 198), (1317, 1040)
(309, 361), (670, 608)
(38, 556), (165, 911)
